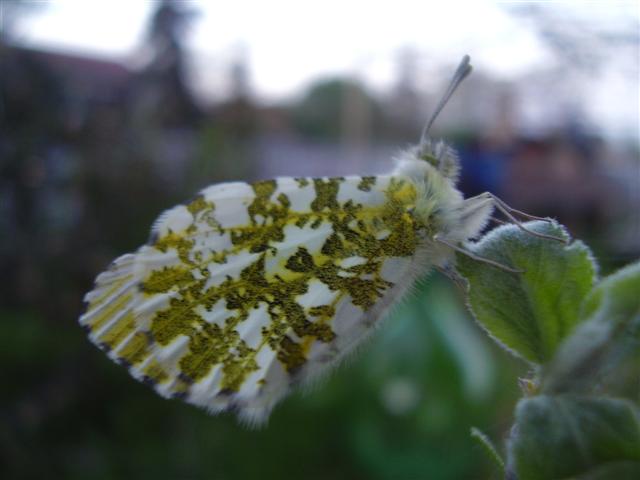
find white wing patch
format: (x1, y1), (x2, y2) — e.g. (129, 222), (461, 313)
(80, 174), (427, 424)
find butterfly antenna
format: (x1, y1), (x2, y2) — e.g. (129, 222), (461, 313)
(420, 55), (473, 145)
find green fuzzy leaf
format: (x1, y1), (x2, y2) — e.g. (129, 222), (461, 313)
(509, 395), (640, 480)
(457, 221), (597, 365)
(543, 260), (640, 396)
(470, 427), (505, 474)
(581, 261), (640, 320)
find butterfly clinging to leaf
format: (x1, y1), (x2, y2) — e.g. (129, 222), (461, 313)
(79, 56), (561, 425)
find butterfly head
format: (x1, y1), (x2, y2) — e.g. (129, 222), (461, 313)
(416, 137), (461, 182)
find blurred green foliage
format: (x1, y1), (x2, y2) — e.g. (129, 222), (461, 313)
(292, 79), (385, 142)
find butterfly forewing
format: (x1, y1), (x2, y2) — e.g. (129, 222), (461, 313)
(80, 174), (423, 423)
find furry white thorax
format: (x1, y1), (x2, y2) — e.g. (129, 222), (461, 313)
(392, 142), (495, 267)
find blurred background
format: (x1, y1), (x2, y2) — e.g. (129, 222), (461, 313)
(1, 1), (638, 478)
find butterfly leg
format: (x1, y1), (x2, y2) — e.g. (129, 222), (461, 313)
(435, 263), (469, 291)
(488, 193), (551, 222)
(434, 235), (524, 273)
(469, 192), (567, 244)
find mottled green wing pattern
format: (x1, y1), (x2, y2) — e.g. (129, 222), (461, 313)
(80, 175), (424, 424)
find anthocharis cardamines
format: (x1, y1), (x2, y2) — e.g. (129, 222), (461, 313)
(79, 56), (562, 425)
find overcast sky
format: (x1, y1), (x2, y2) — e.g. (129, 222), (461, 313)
(7, 0), (639, 140)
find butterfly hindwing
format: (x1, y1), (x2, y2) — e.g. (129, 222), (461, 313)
(80, 174), (424, 423)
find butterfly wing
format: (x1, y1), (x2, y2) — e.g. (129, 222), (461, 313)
(80, 175), (425, 424)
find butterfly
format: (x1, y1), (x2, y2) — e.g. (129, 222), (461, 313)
(79, 56), (560, 425)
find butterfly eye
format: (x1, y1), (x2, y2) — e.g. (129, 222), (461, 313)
(420, 151), (440, 168)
